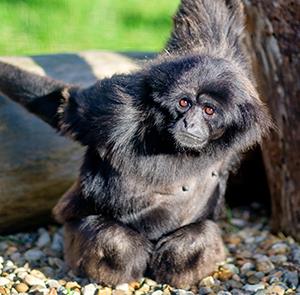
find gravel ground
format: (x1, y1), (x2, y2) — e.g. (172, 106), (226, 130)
(0, 205), (299, 295)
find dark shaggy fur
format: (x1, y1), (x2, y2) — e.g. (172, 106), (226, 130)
(0, 0), (272, 288)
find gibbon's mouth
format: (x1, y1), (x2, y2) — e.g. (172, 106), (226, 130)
(175, 132), (208, 149)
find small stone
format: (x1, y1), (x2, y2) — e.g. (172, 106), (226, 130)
(139, 283), (150, 293)
(31, 269), (46, 280)
(151, 291), (163, 295)
(0, 278), (10, 286)
(24, 249), (44, 262)
(16, 271), (28, 280)
(116, 283), (130, 292)
(199, 287), (213, 295)
(41, 266), (55, 277)
(47, 279), (61, 289)
(82, 283), (97, 295)
(200, 276), (215, 288)
(247, 274), (261, 284)
(49, 288), (58, 295)
(29, 286), (49, 294)
(3, 260), (15, 272)
(231, 218), (246, 227)
(243, 283), (265, 292)
(15, 283), (29, 293)
(282, 271), (299, 289)
(66, 281), (81, 290)
(58, 279), (66, 286)
(129, 282), (140, 290)
(10, 252), (21, 263)
(270, 255), (287, 264)
(266, 285), (285, 295)
(241, 262), (255, 274)
(113, 291), (126, 295)
(98, 288), (112, 295)
(144, 278), (157, 286)
(231, 289), (245, 295)
(217, 292), (232, 295)
(217, 268), (234, 281)
(48, 257), (65, 269)
(24, 274), (46, 287)
(51, 233), (63, 252)
(291, 247), (300, 264)
(0, 287), (6, 295)
(270, 243), (289, 255)
(225, 279), (243, 289)
(255, 255), (275, 273)
(36, 230), (51, 248)
(223, 264), (239, 274)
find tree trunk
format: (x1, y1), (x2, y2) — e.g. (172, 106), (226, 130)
(244, 0), (300, 240)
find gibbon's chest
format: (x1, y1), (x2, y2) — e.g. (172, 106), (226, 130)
(118, 161), (222, 240)
(151, 164), (221, 225)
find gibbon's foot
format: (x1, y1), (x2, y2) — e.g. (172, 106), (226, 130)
(150, 220), (226, 289)
(63, 216), (153, 286)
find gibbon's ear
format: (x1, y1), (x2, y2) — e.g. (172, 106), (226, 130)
(165, 0), (245, 58)
(0, 61), (73, 129)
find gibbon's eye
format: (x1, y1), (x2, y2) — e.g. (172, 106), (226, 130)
(203, 105), (215, 116)
(178, 98), (191, 110)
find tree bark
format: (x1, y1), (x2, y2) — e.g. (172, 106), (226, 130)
(244, 0), (300, 240)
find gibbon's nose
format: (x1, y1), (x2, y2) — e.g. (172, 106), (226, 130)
(183, 113), (209, 141)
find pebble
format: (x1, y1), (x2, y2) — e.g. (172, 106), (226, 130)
(24, 274), (46, 287)
(36, 229), (51, 248)
(282, 271), (299, 289)
(15, 283), (29, 293)
(82, 283), (97, 295)
(243, 283), (265, 292)
(0, 278), (10, 286)
(24, 249), (44, 262)
(266, 285), (285, 295)
(255, 255), (275, 273)
(51, 233), (63, 252)
(0, 207), (297, 295)
(270, 243), (289, 255)
(200, 276), (215, 288)
(240, 262), (255, 274)
(198, 287), (213, 295)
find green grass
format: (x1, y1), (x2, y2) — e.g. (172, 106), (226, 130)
(0, 0), (180, 56)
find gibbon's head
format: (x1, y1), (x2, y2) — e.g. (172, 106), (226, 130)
(145, 54), (272, 154)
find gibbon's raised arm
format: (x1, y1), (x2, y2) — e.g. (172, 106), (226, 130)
(165, 0), (245, 59)
(0, 61), (120, 146)
(0, 61), (71, 128)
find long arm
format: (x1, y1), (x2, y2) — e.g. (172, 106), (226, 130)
(0, 61), (70, 128)
(0, 61), (137, 147)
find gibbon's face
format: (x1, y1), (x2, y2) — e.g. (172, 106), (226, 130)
(148, 55), (265, 152)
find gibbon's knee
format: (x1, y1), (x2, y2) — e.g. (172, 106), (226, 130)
(150, 220), (226, 288)
(64, 216), (153, 286)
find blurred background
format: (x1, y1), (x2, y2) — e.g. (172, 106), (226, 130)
(0, 0), (180, 56)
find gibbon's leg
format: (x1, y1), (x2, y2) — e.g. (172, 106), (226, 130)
(150, 220), (226, 289)
(64, 215), (153, 286)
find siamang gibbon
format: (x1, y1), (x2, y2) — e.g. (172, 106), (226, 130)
(0, 0), (272, 288)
